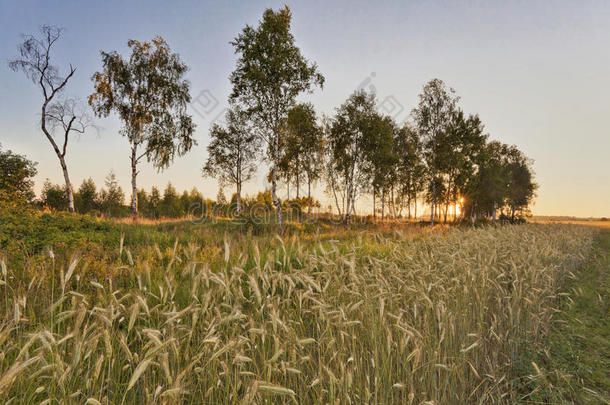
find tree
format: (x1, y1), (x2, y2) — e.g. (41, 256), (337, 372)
(10, 26), (90, 212)
(412, 79), (460, 226)
(202, 107), (259, 215)
(216, 187), (227, 206)
(0, 145), (38, 204)
(283, 103), (325, 215)
(160, 183), (182, 218)
(325, 90), (379, 224)
(89, 36), (196, 218)
(464, 141), (507, 222)
(230, 6), (324, 226)
(137, 189), (150, 217)
(437, 110), (487, 223)
(98, 171), (125, 217)
(394, 124), (425, 219)
(41, 179), (68, 211)
(365, 115), (397, 220)
(75, 178), (98, 213)
(149, 186), (161, 219)
(504, 146), (537, 220)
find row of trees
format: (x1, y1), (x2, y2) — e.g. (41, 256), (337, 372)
(202, 7), (536, 225)
(10, 27), (195, 218)
(38, 174), (209, 219)
(0, 144), (319, 220)
(9, 7), (536, 226)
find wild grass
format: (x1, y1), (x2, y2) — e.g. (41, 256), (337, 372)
(516, 229), (609, 404)
(0, 222), (595, 404)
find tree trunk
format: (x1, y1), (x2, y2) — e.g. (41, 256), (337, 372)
(59, 156), (75, 213)
(307, 178), (312, 216)
(444, 193), (450, 224)
(41, 102), (75, 213)
(236, 182), (242, 215)
(344, 183), (352, 226)
(391, 186), (395, 219)
(131, 145), (138, 219)
(373, 188), (376, 219)
(272, 138), (283, 227)
(381, 189), (385, 220)
(430, 179), (435, 226)
(296, 168), (300, 199)
(492, 201), (497, 223)
(286, 177), (290, 201)
(414, 194), (417, 219)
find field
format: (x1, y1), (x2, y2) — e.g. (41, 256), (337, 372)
(532, 216), (610, 230)
(0, 209), (608, 404)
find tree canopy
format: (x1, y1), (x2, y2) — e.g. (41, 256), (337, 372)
(229, 6), (324, 226)
(0, 146), (38, 204)
(203, 107), (260, 214)
(89, 36), (196, 217)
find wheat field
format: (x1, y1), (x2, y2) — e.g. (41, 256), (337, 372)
(0, 224), (596, 404)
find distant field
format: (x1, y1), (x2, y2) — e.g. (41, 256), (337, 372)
(0, 209), (602, 404)
(532, 216), (610, 229)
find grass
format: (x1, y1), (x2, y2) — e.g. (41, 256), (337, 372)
(517, 229), (610, 404)
(0, 208), (602, 403)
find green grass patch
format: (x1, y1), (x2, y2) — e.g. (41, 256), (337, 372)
(517, 229), (610, 404)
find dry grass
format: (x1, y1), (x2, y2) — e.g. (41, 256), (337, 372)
(0, 224), (596, 404)
(531, 217), (610, 229)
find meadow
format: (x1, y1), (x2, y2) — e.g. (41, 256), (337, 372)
(0, 209), (606, 404)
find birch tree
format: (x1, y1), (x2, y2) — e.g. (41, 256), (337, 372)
(412, 79), (459, 226)
(326, 90), (378, 224)
(89, 36), (195, 218)
(229, 6), (324, 226)
(283, 103), (324, 215)
(202, 107), (259, 215)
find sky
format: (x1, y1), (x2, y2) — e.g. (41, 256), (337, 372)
(0, 0), (608, 217)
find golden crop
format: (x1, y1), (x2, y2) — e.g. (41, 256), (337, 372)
(0, 224), (595, 404)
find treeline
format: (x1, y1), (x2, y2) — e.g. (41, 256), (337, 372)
(31, 171), (322, 220)
(6, 7), (536, 226)
(201, 8), (537, 225)
(37, 173), (203, 219)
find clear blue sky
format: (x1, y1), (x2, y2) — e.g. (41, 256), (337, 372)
(1, 0), (608, 217)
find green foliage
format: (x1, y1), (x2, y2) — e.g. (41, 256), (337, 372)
(514, 230), (610, 404)
(203, 107), (260, 213)
(463, 141), (537, 221)
(0, 204), (120, 263)
(325, 89), (380, 222)
(0, 215), (596, 403)
(40, 179), (68, 211)
(89, 35), (196, 216)
(412, 78), (460, 224)
(97, 171), (126, 217)
(280, 103), (324, 207)
(394, 124), (426, 217)
(0, 145), (37, 204)
(366, 114), (398, 195)
(74, 178), (98, 213)
(149, 186), (161, 218)
(230, 5), (324, 225)
(159, 182), (183, 218)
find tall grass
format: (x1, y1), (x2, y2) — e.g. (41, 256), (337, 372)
(0, 224), (595, 404)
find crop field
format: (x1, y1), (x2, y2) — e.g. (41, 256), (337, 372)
(0, 212), (605, 404)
